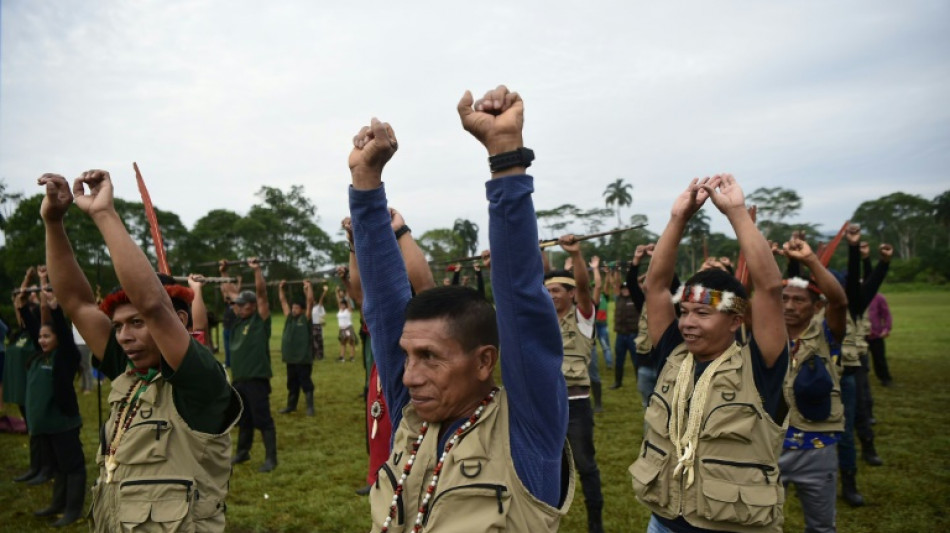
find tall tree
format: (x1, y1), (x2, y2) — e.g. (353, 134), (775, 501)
(416, 228), (463, 263)
(603, 178), (633, 228)
(747, 186), (802, 239)
(452, 218), (479, 257)
(683, 208), (711, 274)
(934, 190), (950, 248)
(852, 192), (934, 259)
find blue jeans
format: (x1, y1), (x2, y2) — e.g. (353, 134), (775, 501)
(591, 322), (613, 367)
(647, 515), (673, 533)
(637, 366), (658, 408)
(838, 372), (857, 471)
(613, 333), (636, 385)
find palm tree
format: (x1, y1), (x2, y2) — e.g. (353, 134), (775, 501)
(603, 178), (633, 228)
(453, 218), (479, 257)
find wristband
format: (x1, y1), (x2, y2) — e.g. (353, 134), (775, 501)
(489, 147), (534, 173)
(394, 225), (411, 240)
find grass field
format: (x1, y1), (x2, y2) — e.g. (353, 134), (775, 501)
(0, 290), (948, 532)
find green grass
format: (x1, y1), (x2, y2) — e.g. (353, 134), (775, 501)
(1, 293), (949, 532)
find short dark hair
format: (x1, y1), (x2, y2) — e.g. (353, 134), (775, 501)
(404, 286), (498, 351)
(683, 269), (747, 301)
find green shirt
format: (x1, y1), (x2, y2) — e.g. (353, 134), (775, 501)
(26, 350), (82, 435)
(95, 334), (235, 435)
(230, 314), (273, 381)
(281, 313), (312, 364)
(2, 331), (33, 405)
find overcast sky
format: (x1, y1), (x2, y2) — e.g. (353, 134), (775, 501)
(2, 1), (947, 253)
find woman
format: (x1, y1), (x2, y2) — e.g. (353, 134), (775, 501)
(337, 294), (358, 362)
(22, 268), (85, 528)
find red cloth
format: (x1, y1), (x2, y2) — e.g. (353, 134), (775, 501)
(366, 364), (392, 485)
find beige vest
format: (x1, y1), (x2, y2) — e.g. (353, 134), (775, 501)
(89, 372), (241, 532)
(783, 317), (845, 433)
(559, 306), (592, 388)
(840, 315), (869, 367)
(369, 388), (575, 532)
(630, 344), (785, 533)
(635, 310), (653, 355)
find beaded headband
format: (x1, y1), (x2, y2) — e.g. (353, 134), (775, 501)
(544, 276), (576, 288)
(100, 285), (194, 318)
(671, 283), (748, 315)
(783, 276), (822, 295)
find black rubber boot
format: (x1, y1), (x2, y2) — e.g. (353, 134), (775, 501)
(586, 500), (605, 533)
(278, 391), (299, 414)
(861, 438), (884, 466)
(258, 429), (278, 473)
(591, 382), (604, 414)
(14, 436), (41, 482)
(231, 428), (254, 465)
(305, 391), (315, 417)
(34, 474), (66, 517)
(51, 470), (86, 527)
(841, 468), (865, 507)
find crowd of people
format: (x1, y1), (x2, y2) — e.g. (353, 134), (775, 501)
(0, 84), (899, 532)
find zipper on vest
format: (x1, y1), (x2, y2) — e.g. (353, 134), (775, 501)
(378, 463), (403, 525)
(701, 458), (776, 483)
(648, 392), (672, 427)
(424, 483), (508, 525)
(643, 440), (668, 458)
(119, 478), (193, 500)
(700, 403), (761, 432)
(128, 420), (169, 441)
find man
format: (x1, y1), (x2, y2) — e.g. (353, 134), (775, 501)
(545, 241), (605, 533)
(611, 245), (648, 392)
(590, 257), (614, 373)
(222, 259), (278, 472)
(278, 280), (316, 416)
(779, 236), (848, 533)
(633, 175), (787, 533)
(351, 85), (574, 532)
(40, 171), (241, 532)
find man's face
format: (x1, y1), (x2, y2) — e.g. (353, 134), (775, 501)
(678, 302), (741, 359)
(783, 286), (819, 329)
(399, 318), (492, 424)
(291, 304), (303, 317)
(620, 286), (631, 298)
(237, 301), (256, 319)
(546, 283), (574, 315)
(112, 303), (162, 369)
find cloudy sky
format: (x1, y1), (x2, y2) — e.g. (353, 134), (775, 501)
(2, 1), (947, 252)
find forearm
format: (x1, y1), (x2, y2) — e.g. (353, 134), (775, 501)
(347, 250), (363, 306)
(475, 269), (485, 298)
(645, 217), (685, 342)
(572, 251), (592, 313)
(254, 269), (269, 318)
(191, 291), (209, 333)
(847, 244), (863, 318)
(728, 208), (781, 296)
(94, 211), (171, 316)
(860, 261), (889, 311)
(44, 220), (98, 318)
(804, 254), (847, 338)
(399, 236), (436, 294)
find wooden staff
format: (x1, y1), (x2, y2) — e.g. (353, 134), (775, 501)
(11, 286), (52, 295)
(538, 224), (646, 249)
(172, 276), (237, 284)
(134, 162), (171, 275)
(819, 221), (850, 267)
(195, 259), (278, 268)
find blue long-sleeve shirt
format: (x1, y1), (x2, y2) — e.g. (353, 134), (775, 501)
(349, 174), (567, 507)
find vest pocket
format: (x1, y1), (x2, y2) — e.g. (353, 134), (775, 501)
(115, 420), (172, 465)
(629, 441), (670, 508)
(644, 393), (671, 438)
(698, 459), (779, 527)
(423, 483), (509, 531)
(371, 463), (404, 528)
(117, 476), (194, 531)
(700, 402), (760, 442)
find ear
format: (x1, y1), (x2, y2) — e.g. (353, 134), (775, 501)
(176, 309), (189, 327)
(813, 299), (825, 313)
(727, 312), (743, 334)
(473, 345), (499, 381)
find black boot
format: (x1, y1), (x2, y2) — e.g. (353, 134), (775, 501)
(14, 436), (41, 482)
(841, 468), (865, 507)
(861, 438), (884, 466)
(27, 437), (55, 485)
(25, 464), (54, 486)
(51, 470), (86, 527)
(591, 382), (604, 414)
(278, 391), (299, 414)
(258, 429), (278, 473)
(34, 474), (66, 517)
(231, 428), (253, 465)
(586, 500), (605, 533)
(305, 391), (315, 417)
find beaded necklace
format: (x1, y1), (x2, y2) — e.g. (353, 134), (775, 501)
(381, 387), (498, 533)
(104, 368), (157, 483)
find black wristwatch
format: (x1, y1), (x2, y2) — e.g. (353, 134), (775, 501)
(488, 147), (534, 173)
(394, 225), (411, 240)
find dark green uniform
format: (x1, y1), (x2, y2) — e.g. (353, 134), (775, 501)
(3, 331), (34, 406)
(230, 314), (272, 381)
(281, 314), (312, 364)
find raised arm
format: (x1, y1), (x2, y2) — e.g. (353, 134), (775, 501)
(219, 262), (239, 302)
(390, 207), (436, 294)
(590, 255), (602, 310)
(341, 217), (364, 306)
(646, 179), (709, 345)
(249, 258), (270, 320)
(38, 174), (113, 359)
(303, 281), (314, 321)
(187, 274), (210, 344)
(278, 280), (291, 317)
(785, 237), (848, 342)
(71, 170), (191, 369)
(702, 174), (786, 365)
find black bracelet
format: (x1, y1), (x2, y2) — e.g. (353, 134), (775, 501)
(489, 147), (534, 173)
(394, 225), (411, 240)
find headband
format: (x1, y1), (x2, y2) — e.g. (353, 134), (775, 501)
(783, 276), (822, 295)
(100, 285), (195, 317)
(671, 283), (748, 315)
(544, 276), (576, 288)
